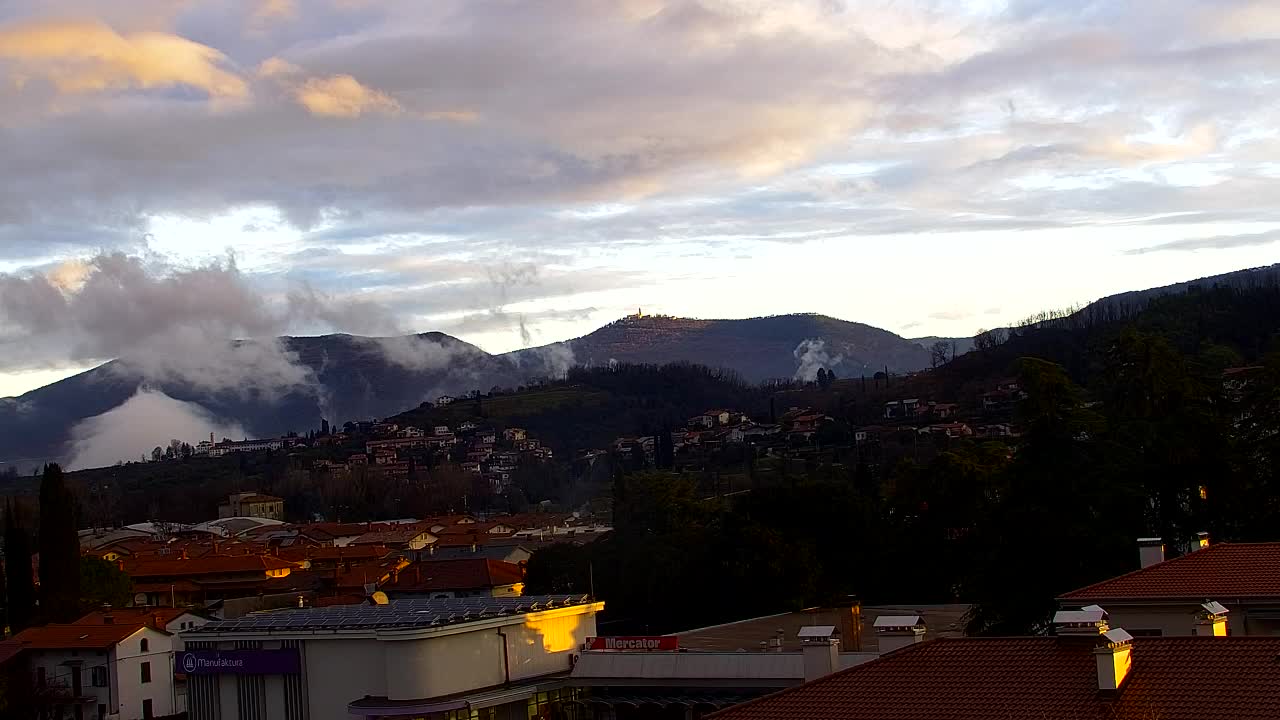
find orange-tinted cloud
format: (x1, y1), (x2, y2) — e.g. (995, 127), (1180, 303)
(0, 20), (246, 98)
(294, 74), (400, 117)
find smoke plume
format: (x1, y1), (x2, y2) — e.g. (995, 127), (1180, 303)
(793, 338), (842, 381)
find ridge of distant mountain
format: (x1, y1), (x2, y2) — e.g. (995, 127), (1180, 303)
(4, 263), (1277, 471)
(507, 313), (934, 382)
(0, 332), (526, 468)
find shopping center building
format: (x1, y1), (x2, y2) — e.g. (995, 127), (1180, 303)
(181, 594), (601, 720)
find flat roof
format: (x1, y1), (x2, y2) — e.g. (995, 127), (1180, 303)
(675, 605), (969, 654)
(188, 594), (595, 634)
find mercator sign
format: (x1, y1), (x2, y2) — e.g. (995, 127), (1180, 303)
(586, 636), (678, 651)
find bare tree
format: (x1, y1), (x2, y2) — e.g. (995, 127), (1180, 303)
(929, 341), (951, 368)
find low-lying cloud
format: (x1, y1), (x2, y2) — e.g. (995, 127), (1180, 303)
(0, 252), (396, 391)
(66, 389), (246, 470)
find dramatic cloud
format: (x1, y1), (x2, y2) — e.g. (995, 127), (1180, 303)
(0, 0), (1279, 393)
(66, 389), (246, 470)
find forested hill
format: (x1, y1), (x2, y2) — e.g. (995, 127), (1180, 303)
(507, 313), (935, 382)
(524, 274), (1280, 636)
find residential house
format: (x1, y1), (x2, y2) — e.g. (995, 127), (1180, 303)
(1057, 539), (1280, 637)
(977, 424), (1014, 438)
(503, 427), (527, 442)
(74, 607), (208, 636)
(427, 544), (534, 565)
(365, 437), (427, 454)
(350, 527), (437, 551)
(924, 423), (974, 438)
(124, 554), (300, 606)
(292, 522), (371, 547)
(433, 425), (452, 436)
(8, 622), (178, 720)
(931, 402), (960, 419)
(434, 395), (456, 406)
(687, 414), (715, 429)
(399, 426), (425, 438)
(207, 437), (283, 457)
(380, 558), (526, 599)
(216, 492), (285, 520)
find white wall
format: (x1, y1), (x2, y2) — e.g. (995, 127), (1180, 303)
(305, 638), (386, 720)
(505, 609), (598, 681)
(383, 631), (505, 701)
(115, 627), (178, 720)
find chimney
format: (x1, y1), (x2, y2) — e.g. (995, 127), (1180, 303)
(103, 612), (114, 625)
(1137, 537), (1164, 568)
(1194, 531), (1210, 551)
(1094, 628), (1134, 692)
(152, 614), (162, 630)
(874, 615), (926, 654)
(1194, 601), (1229, 636)
(797, 626), (840, 682)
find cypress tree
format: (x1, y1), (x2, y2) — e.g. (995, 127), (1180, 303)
(4, 501), (35, 632)
(38, 463), (81, 622)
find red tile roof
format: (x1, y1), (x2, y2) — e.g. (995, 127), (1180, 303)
(74, 607), (191, 627)
(710, 636), (1280, 720)
(1059, 542), (1280, 601)
(351, 528), (433, 546)
(10, 623), (159, 650)
(125, 553), (298, 579)
(381, 559), (524, 593)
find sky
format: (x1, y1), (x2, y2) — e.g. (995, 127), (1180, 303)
(2, 0), (1280, 398)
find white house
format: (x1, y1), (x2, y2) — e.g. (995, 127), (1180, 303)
(11, 622), (178, 720)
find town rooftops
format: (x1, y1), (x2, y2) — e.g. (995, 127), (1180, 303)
(708, 636), (1280, 720)
(382, 558), (525, 593)
(351, 527), (435, 546)
(187, 594), (597, 635)
(125, 553), (298, 579)
(1059, 542), (1280, 601)
(9, 622), (164, 650)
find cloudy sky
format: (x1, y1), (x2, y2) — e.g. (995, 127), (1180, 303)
(1, 0), (1279, 397)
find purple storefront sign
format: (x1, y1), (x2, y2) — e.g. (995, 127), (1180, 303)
(177, 649), (301, 675)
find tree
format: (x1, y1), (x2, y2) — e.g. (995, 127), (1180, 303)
(79, 557), (133, 611)
(930, 341), (951, 368)
(39, 463), (82, 622)
(151, 446), (163, 462)
(3, 501), (35, 632)
(973, 327), (1009, 351)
